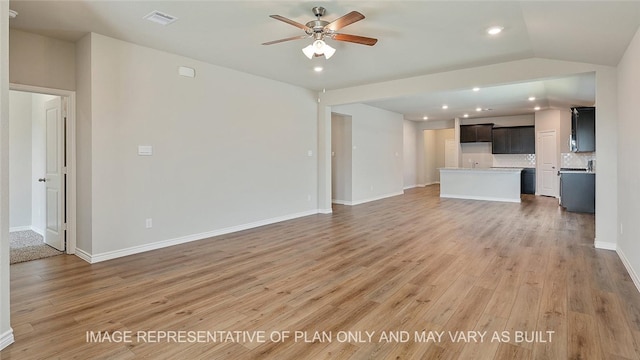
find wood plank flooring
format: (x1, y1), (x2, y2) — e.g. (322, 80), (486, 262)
(2, 185), (640, 359)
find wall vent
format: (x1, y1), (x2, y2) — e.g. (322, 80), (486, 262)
(143, 10), (177, 25)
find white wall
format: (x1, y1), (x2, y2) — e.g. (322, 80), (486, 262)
(415, 120), (454, 185)
(9, 29), (75, 91)
(435, 129), (455, 172)
(422, 128), (454, 184)
(332, 103), (404, 204)
(79, 33), (317, 259)
(75, 33), (92, 254)
(423, 130), (437, 184)
(8, 91), (32, 229)
(331, 113), (352, 203)
(403, 120), (417, 189)
(617, 25), (640, 289)
(1, 2), (14, 350)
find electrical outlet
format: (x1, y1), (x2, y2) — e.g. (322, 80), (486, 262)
(146, 218), (153, 229)
(620, 223), (624, 235)
(307, 195), (312, 202)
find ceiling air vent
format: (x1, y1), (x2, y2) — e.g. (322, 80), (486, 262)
(143, 10), (177, 25)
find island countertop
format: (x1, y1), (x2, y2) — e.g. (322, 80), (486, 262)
(439, 167), (524, 172)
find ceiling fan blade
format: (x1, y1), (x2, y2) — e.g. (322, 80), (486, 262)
(269, 15), (311, 32)
(262, 35), (309, 45)
(325, 11), (365, 31)
(332, 33), (378, 46)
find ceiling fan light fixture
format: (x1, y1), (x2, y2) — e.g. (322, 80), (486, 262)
(302, 44), (316, 59)
(302, 39), (336, 59)
(323, 43), (336, 59)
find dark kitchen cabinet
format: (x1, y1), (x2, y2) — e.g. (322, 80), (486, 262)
(520, 126), (535, 154)
(491, 126), (535, 154)
(560, 172), (595, 213)
(571, 107), (595, 152)
(521, 168), (536, 194)
(491, 128), (510, 153)
(460, 124), (493, 143)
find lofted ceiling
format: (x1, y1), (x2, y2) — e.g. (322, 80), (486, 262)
(8, 1), (640, 122)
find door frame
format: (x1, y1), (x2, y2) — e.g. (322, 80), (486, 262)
(536, 129), (558, 198)
(10, 83), (76, 255)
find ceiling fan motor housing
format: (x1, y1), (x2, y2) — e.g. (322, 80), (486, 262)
(312, 6), (326, 18)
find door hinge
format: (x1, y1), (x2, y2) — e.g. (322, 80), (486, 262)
(63, 223), (68, 231)
(62, 166), (68, 174)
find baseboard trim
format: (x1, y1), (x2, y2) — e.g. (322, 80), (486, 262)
(9, 226), (31, 232)
(74, 248), (92, 264)
(318, 208), (333, 214)
(81, 210), (319, 263)
(0, 329), (15, 351)
(594, 240), (617, 251)
(403, 184), (418, 190)
(351, 191), (404, 205)
(335, 192), (404, 206)
(332, 199), (350, 205)
(30, 226), (44, 236)
(440, 194), (521, 203)
(617, 247), (640, 294)
(9, 226), (44, 235)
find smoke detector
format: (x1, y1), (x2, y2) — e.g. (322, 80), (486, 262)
(9, 10), (18, 19)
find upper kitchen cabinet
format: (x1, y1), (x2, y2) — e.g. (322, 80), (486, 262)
(491, 126), (535, 154)
(491, 128), (510, 153)
(571, 107), (595, 152)
(460, 124), (493, 143)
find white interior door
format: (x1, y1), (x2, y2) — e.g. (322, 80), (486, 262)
(43, 97), (65, 251)
(537, 130), (558, 197)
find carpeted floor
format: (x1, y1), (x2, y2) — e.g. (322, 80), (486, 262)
(10, 230), (63, 264)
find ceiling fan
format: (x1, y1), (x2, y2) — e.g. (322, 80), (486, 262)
(262, 6), (378, 59)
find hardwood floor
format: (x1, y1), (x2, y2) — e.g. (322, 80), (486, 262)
(3, 185), (640, 359)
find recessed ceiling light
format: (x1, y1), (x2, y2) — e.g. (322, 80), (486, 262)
(473, 87), (480, 92)
(314, 66), (323, 72)
(528, 96), (536, 101)
(534, 106), (541, 111)
(487, 26), (504, 35)
(476, 107), (482, 112)
(423, 116), (428, 120)
(143, 10), (178, 25)
(442, 105), (448, 110)
(463, 114), (469, 118)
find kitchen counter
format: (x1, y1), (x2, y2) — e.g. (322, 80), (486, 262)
(559, 169), (596, 174)
(439, 168), (522, 203)
(440, 167), (524, 172)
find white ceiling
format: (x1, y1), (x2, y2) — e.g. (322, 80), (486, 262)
(8, 1), (640, 122)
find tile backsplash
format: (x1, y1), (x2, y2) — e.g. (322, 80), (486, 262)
(562, 152), (596, 169)
(492, 154), (536, 168)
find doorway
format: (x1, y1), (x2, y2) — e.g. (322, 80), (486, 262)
(8, 84), (76, 258)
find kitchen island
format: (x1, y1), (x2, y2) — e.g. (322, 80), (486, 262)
(439, 168), (523, 203)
